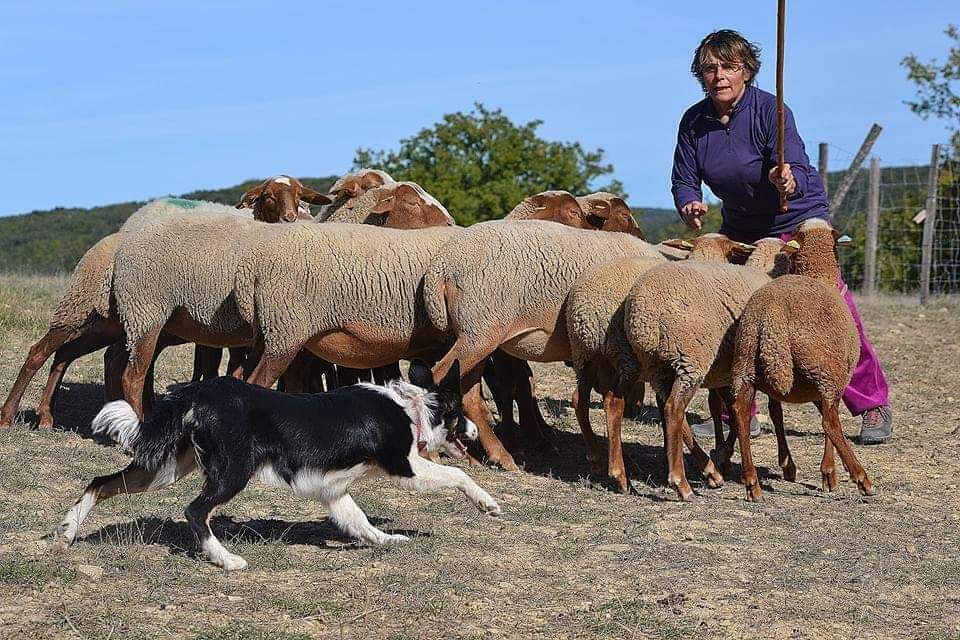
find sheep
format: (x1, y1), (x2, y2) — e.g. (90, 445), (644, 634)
(317, 168), (396, 222)
(730, 219), (873, 501)
(233, 224), (463, 393)
(621, 236), (793, 500)
(424, 219), (665, 470)
(565, 233), (754, 491)
(505, 190), (590, 228)
(235, 175), (332, 222)
(322, 181), (454, 228)
(576, 192), (646, 239)
(0, 186), (322, 429)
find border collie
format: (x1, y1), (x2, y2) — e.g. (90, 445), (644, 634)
(50, 360), (500, 571)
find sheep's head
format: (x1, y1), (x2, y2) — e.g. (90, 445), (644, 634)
(576, 192), (646, 240)
(236, 176), (331, 223)
(661, 233), (754, 262)
(516, 191), (588, 228)
(366, 182), (454, 229)
(789, 218), (852, 281)
(329, 169), (396, 200)
(745, 237), (796, 276)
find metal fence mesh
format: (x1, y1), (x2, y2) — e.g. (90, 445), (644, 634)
(825, 145), (959, 296)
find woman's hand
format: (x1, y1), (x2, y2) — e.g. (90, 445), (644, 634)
(768, 163), (797, 196)
(680, 201), (709, 230)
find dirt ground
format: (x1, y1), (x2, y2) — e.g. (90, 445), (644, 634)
(0, 273), (957, 640)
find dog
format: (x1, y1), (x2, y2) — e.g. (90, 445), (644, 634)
(50, 359), (500, 570)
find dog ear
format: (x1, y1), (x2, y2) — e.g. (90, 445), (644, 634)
(407, 359), (434, 389)
(439, 359), (461, 394)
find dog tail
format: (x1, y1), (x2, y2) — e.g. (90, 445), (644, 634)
(91, 384), (201, 471)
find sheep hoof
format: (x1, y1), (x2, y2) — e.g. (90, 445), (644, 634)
(821, 470), (838, 492)
(487, 453), (519, 472)
(745, 485), (763, 502)
(37, 415), (54, 429)
(857, 478), (875, 496)
(782, 460), (797, 482)
(675, 484), (695, 502)
(0, 412), (13, 429)
(705, 473), (724, 489)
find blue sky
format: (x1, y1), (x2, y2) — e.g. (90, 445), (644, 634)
(1, 1), (956, 216)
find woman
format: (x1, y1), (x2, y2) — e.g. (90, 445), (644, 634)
(671, 29), (892, 443)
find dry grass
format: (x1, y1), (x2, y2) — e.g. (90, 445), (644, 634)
(0, 274), (958, 639)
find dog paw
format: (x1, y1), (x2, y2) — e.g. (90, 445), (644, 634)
(473, 493), (501, 516)
(49, 535), (72, 553)
(379, 534), (410, 545)
(217, 554), (249, 572)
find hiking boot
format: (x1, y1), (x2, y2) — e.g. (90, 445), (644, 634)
(858, 405), (893, 444)
(691, 415), (761, 440)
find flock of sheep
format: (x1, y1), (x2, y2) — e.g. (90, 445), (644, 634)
(0, 169), (873, 501)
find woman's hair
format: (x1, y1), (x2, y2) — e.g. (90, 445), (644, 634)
(691, 30), (762, 92)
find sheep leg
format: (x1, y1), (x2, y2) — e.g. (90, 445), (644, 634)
(707, 388), (730, 475)
(226, 347), (248, 378)
(121, 327), (164, 419)
(36, 325), (125, 428)
(103, 342), (127, 401)
(663, 379), (698, 501)
(768, 398), (796, 481)
(573, 372), (604, 476)
(372, 363), (401, 385)
(462, 364), (518, 471)
(818, 401), (874, 496)
(247, 351), (299, 390)
(0, 326), (78, 428)
(192, 346), (223, 381)
(677, 415), (724, 488)
(483, 353), (516, 431)
(733, 385), (762, 502)
(513, 360), (555, 448)
(654, 391), (669, 481)
(602, 388), (630, 493)
(623, 382), (645, 420)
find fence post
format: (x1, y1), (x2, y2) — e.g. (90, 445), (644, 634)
(818, 142), (829, 199)
(830, 123), (882, 212)
(920, 144), (942, 304)
(863, 157), (880, 296)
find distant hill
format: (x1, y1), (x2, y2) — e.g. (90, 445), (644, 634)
(0, 177), (337, 274)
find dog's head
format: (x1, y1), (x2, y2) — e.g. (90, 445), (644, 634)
(407, 358), (476, 458)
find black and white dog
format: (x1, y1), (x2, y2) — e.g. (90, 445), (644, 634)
(51, 360), (500, 570)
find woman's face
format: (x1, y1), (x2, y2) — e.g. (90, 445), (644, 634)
(701, 52), (748, 105)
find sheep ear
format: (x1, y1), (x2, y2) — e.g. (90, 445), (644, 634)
(782, 239), (801, 254)
(236, 183), (266, 209)
(662, 238), (694, 250)
(299, 185), (332, 205)
(835, 234), (853, 246)
(407, 359), (434, 389)
(370, 194), (396, 214)
(732, 241), (756, 254)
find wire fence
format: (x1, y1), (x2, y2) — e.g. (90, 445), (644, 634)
(825, 144), (959, 298)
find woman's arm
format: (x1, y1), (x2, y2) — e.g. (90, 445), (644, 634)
(671, 122), (707, 229)
(766, 104), (811, 199)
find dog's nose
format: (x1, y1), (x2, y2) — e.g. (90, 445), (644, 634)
(463, 418), (478, 440)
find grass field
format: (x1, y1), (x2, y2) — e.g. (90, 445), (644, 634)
(0, 274), (958, 639)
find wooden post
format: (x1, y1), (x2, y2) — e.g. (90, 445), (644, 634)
(830, 123), (883, 212)
(863, 157), (880, 296)
(818, 142), (829, 198)
(920, 144), (942, 304)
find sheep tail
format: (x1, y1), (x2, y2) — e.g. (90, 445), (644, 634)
(91, 384), (201, 472)
(422, 259), (450, 332)
(756, 321), (795, 398)
(233, 261), (257, 327)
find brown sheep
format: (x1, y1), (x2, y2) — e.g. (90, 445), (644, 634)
(730, 218), (873, 501)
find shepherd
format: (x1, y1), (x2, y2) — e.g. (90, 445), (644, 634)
(670, 28), (893, 444)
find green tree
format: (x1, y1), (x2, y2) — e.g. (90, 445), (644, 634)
(353, 103), (624, 225)
(902, 24), (960, 154)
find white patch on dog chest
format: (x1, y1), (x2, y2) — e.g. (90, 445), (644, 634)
(272, 176), (291, 185)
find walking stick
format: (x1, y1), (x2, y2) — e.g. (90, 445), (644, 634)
(777, 0), (788, 212)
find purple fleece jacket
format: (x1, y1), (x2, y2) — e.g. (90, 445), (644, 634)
(671, 85), (829, 242)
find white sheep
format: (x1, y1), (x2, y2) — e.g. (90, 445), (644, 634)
(622, 236), (793, 500)
(565, 234), (756, 492)
(423, 219), (665, 470)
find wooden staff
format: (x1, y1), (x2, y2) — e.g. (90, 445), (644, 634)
(777, 0), (788, 212)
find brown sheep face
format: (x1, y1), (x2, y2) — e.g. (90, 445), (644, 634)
(236, 176), (332, 223)
(528, 191), (590, 228)
(578, 193), (647, 240)
(329, 169), (394, 200)
(368, 183), (454, 229)
(661, 233), (754, 262)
